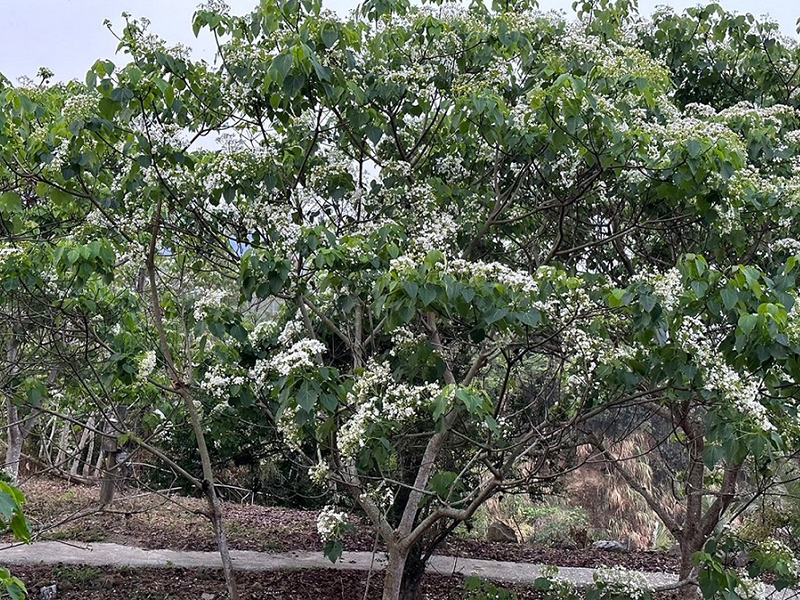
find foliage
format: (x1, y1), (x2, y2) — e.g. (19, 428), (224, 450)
(2, 0), (800, 598)
(522, 504), (589, 547)
(535, 565), (653, 600)
(463, 576), (517, 600)
(0, 482), (30, 599)
(695, 534), (800, 599)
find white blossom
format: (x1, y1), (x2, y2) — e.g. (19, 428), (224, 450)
(316, 506), (349, 542)
(338, 360), (441, 458)
(137, 350), (157, 381)
(193, 289), (228, 321)
(677, 316), (774, 431)
(593, 565), (652, 600)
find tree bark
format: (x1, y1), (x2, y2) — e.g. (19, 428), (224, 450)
(382, 547), (408, 600)
(5, 402), (23, 482)
(398, 544), (426, 600)
(71, 416), (94, 476)
(3, 335), (22, 482)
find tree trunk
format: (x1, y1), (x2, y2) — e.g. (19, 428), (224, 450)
(82, 428), (96, 477)
(398, 545), (426, 600)
(54, 420), (70, 468)
(3, 336), (22, 482)
(676, 537), (702, 600)
(5, 402), (23, 482)
(146, 197), (239, 600)
(382, 548), (408, 600)
(179, 385), (239, 600)
(99, 412), (123, 504)
(381, 543), (427, 600)
(71, 416), (94, 476)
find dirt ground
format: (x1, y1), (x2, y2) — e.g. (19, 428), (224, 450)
(9, 564), (562, 600)
(5, 477), (682, 599)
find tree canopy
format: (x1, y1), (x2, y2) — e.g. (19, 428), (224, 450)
(2, 1), (800, 599)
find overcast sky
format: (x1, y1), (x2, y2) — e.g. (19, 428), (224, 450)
(0, 0), (797, 83)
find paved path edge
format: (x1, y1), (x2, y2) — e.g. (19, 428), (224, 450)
(0, 540), (677, 589)
(2, 541), (798, 598)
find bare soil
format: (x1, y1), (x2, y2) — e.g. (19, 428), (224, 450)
(8, 565), (553, 600)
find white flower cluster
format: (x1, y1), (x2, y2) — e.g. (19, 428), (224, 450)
(448, 259), (538, 294)
(410, 211), (459, 255)
(197, 0), (230, 14)
(593, 565), (652, 600)
(199, 364), (244, 400)
(277, 319), (305, 346)
(677, 316), (774, 431)
(718, 102), (797, 132)
(787, 298), (800, 346)
(316, 506), (349, 542)
(338, 360), (441, 458)
(251, 338), (325, 381)
(0, 243), (23, 267)
(774, 238), (800, 255)
(389, 255), (417, 276)
(276, 403), (302, 450)
(389, 326), (426, 357)
(137, 350), (157, 381)
(633, 267), (684, 313)
(758, 538), (797, 576)
(539, 565), (578, 597)
(359, 483), (396, 514)
(248, 320), (279, 346)
(735, 574), (770, 600)
(193, 289), (228, 322)
(308, 463), (331, 485)
(62, 93), (96, 124)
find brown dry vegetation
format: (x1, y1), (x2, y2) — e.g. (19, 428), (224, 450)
(564, 432), (682, 551)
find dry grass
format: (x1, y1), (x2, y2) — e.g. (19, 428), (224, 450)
(564, 431), (682, 550)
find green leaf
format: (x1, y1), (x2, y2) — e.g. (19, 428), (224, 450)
(365, 125), (383, 145)
(296, 381), (317, 412)
(323, 539), (343, 563)
(419, 285), (437, 306)
(273, 53), (294, 78)
(0, 491), (17, 520)
(321, 24), (338, 48)
(402, 281), (418, 299)
(608, 288), (626, 308)
(640, 294), (657, 313)
(738, 313), (758, 335)
(686, 138), (704, 158)
(0, 192), (22, 214)
(429, 471), (458, 498)
(720, 288), (738, 310)
(5, 579), (26, 600)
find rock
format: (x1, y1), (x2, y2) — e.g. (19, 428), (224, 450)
(200, 594), (216, 600)
(592, 539), (630, 552)
(734, 550), (751, 568)
(40, 585), (58, 600)
(486, 521), (518, 543)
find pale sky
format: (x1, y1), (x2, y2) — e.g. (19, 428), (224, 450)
(0, 0), (797, 83)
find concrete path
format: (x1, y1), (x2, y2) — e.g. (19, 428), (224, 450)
(0, 541), (677, 588)
(1, 541), (798, 598)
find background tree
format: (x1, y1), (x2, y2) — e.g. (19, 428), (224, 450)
(2, 1), (800, 600)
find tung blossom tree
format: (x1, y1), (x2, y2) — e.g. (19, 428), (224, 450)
(2, 1), (800, 599)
